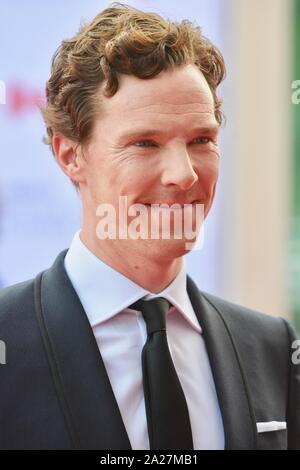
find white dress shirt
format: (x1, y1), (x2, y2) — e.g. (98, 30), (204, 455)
(64, 231), (224, 449)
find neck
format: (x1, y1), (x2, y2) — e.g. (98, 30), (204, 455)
(79, 226), (182, 293)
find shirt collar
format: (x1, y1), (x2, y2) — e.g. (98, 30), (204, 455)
(64, 230), (202, 333)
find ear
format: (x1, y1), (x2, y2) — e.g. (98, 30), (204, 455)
(52, 133), (86, 185)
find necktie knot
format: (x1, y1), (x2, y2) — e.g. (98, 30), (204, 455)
(130, 297), (170, 336)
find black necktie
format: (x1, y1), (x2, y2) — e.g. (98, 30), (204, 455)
(129, 296), (194, 450)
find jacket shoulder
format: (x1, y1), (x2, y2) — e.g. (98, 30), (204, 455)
(201, 291), (297, 350)
(0, 278), (36, 323)
(201, 290), (287, 326)
(0, 249), (68, 322)
(199, 290), (298, 344)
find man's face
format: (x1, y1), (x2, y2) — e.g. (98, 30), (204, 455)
(79, 63), (220, 261)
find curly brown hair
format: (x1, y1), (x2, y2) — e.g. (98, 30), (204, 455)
(40, 2), (226, 162)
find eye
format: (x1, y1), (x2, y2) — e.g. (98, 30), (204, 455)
(132, 136), (214, 148)
(191, 136), (213, 145)
(133, 140), (156, 148)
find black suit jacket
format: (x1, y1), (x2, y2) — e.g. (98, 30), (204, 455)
(0, 249), (299, 450)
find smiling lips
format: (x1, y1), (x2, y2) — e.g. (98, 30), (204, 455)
(144, 201), (200, 208)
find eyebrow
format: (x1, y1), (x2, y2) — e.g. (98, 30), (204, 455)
(118, 124), (220, 141)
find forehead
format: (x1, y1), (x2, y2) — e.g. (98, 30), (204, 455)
(99, 64), (217, 129)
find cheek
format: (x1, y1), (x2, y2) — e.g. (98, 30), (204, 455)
(118, 159), (158, 193)
(85, 152), (117, 188)
(196, 159), (219, 217)
(196, 158), (219, 193)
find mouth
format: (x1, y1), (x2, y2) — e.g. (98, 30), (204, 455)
(144, 200), (200, 209)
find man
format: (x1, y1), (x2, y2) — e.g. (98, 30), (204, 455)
(0, 3), (299, 450)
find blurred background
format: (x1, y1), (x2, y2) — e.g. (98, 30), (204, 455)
(0, 0), (299, 332)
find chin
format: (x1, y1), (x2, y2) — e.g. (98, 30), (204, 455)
(145, 238), (195, 258)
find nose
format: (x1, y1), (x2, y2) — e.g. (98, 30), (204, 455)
(160, 147), (198, 191)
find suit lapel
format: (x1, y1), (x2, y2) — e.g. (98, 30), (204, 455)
(187, 275), (257, 450)
(34, 249), (132, 450)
